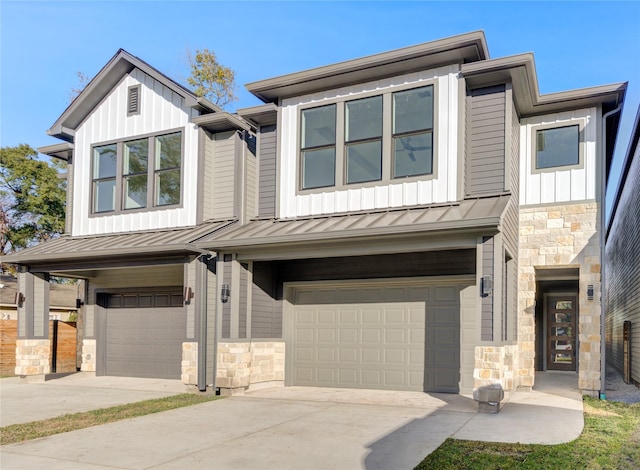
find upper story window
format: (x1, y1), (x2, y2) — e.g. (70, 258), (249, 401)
(535, 124), (581, 170)
(299, 84), (434, 191)
(91, 130), (183, 214)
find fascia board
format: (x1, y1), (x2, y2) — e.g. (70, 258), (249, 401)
(246, 31), (488, 102)
(48, 49), (200, 140)
(192, 112), (255, 133)
(37, 142), (74, 161)
(237, 103), (278, 126)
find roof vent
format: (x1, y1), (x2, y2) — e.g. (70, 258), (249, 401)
(127, 84), (141, 116)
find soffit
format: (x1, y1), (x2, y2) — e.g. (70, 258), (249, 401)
(246, 31), (489, 102)
(37, 142), (74, 161)
(192, 112), (255, 133)
(2, 220), (234, 266)
(0, 275), (78, 308)
(198, 196), (510, 250)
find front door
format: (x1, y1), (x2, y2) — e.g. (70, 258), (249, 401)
(546, 295), (577, 371)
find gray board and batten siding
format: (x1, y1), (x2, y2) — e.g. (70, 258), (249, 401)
(258, 124), (278, 218)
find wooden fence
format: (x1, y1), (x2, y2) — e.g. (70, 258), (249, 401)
(0, 320), (77, 376)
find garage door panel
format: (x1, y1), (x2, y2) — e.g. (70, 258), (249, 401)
(317, 347), (336, 361)
(340, 348), (358, 362)
(385, 309), (406, 323)
(385, 329), (406, 343)
(362, 329), (381, 342)
(362, 309), (382, 323)
(361, 348), (381, 363)
(340, 310), (358, 323)
(340, 329), (358, 342)
(385, 349), (405, 364)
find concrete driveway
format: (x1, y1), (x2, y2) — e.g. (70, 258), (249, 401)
(0, 373), (583, 470)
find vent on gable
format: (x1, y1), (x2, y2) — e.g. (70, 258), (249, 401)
(127, 84), (141, 116)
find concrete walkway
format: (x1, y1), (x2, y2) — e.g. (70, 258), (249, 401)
(0, 372), (584, 470)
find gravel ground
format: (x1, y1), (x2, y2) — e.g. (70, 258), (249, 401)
(605, 367), (640, 404)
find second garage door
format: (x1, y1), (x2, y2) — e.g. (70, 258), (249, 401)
(287, 281), (467, 392)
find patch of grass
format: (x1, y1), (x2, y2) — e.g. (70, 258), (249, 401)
(1, 393), (222, 445)
(415, 397), (640, 469)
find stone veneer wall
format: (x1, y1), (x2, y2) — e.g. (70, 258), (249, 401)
(15, 339), (50, 377)
(519, 202), (602, 392)
(217, 342), (285, 394)
(80, 339), (96, 373)
(182, 342), (198, 385)
(474, 344), (518, 395)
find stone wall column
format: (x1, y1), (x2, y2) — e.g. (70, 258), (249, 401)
(80, 338), (96, 373)
(15, 339), (50, 380)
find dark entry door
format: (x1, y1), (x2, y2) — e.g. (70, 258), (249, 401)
(547, 295), (577, 371)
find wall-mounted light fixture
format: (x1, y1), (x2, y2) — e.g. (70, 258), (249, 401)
(221, 284), (230, 303)
(14, 292), (25, 306)
(183, 286), (193, 304)
(481, 275), (492, 297)
(587, 285), (594, 301)
(76, 299), (84, 309)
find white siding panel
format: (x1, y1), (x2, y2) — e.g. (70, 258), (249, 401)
(72, 69), (198, 236)
(520, 108), (597, 207)
(279, 65), (460, 218)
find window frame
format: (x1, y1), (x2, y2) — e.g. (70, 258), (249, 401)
(89, 127), (184, 217)
(530, 120), (585, 174)
(296, 81), (437, 194)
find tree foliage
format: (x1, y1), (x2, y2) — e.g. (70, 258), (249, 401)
(187, 48), (237, 108)
(69, 71), (91, 102)
(0, 145), (66, 256)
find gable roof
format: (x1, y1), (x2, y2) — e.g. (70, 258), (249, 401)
(246, 31), (489, 102)
(48, 49), (223, 142)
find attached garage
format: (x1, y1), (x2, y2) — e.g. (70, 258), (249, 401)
(99, 291), (186, 379)
(285, 279), (473, 393)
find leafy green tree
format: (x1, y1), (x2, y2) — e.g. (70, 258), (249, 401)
(0, 144), (66, 256)
(187, 48), (237, 108)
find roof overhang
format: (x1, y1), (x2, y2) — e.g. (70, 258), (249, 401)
(37, 142), (74, 161)
(1, 220), (233, 267)
(246, 31), (489, 103)
(237, 103), (278, 126)
(197, 196), (509, 256)
(48, 49), (218, 142)
(192, 112), (255, 133)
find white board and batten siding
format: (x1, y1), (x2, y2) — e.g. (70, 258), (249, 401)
(72, 68), (200, 236)
(279, 65), (461, 219)
(519, 108), (598, 206)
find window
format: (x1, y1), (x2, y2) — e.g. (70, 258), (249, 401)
(91, 130), (183, 214)
(535, 125), (580, 170)
(299, 84), (434, 191)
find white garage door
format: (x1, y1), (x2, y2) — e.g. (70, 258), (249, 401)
(103, 292), (186, 379)
(287, 282), (466, 392)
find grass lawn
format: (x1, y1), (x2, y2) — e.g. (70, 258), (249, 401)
(415, 396), (640, 469)
(0, 393), (222, 445)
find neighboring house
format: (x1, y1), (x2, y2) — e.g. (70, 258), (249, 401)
(0, 275), (78, 321)
(606, 105), (640, 388)
(2, 32), (626, 407)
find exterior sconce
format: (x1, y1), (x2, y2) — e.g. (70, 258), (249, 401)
(183, 286), (193, 304)
(76, 299), (84, 309)
(481, 275), (492, 297)
(221, 284), (230, 303)
(15, 292), (25, 306)
(587, 285), (594, 301)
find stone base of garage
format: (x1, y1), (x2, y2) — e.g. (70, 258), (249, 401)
(473, 344), (519, 412)
(216, 342), (285, 395)
(14, 339), (51, 380)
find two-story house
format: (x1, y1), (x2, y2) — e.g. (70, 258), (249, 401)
(5, 32), (626, 408)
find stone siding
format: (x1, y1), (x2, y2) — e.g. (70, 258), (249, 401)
(474, 344), (518, 396)
(217, 341), (285, 394)
(15, 339), (50, 376)
(519, 202), (602, 391)
(80, 339), (96, 372)
(181, 342), (198, 385)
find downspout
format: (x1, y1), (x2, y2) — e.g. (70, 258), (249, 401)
(600, 103), (622, 400)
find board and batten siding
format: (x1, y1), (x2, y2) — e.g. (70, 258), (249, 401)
(481, 236), (494, 341)
(278, 65), (460, 218)
(211, 131), (237, 220)
(72, 68), (200, 236)
(258, 124), (278, 218)
(245, 136), (258, 221)
(519, 108), (597, 206)
(606, 135), (640, 385)
(465, 85), (506, 196)
(251, 262), (281, 338)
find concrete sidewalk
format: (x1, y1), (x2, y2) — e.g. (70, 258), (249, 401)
(0, 372), (584, 470)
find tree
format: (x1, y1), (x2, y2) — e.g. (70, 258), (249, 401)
(0, 145), (66, 256)
(187, 48), (237, 108)
(69, 71), (91, 102)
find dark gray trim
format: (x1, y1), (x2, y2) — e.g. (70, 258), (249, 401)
(246, 31), (488, 102)
(530, 120), (585, 174)
(481, 236), (494, 341)
(192, 112), (255, 133)
(237, 103), (278, 126)
(195, 128), (206, 224)
(37, 142), (74, 161)
(195, 256), (209, 391)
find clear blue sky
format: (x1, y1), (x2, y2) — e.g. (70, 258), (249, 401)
(2, 1), (639, 214)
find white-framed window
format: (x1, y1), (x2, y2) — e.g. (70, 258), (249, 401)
(91, 130), (183, 214)
(299, 84), (435, 192)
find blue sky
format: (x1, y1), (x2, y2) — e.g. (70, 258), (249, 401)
(1, 1), (639, 213)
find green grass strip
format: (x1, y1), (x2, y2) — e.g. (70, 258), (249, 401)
(1, 393), (222, 445)
(415, 396), (640, 469)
